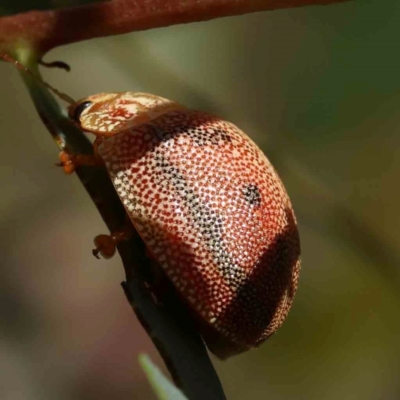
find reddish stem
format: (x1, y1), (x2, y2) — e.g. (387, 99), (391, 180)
(0, 0), (348, 55)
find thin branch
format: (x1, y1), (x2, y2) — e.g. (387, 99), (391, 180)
(0, 0), (349, 54)
(19, 52), (226, 400)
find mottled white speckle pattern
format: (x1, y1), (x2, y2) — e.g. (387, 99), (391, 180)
(95, 108), (301, 354)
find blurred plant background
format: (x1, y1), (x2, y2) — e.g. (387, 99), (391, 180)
(1, 0), (399, 398)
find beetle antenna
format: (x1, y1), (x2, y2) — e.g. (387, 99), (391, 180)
(0, 53), (75, 104)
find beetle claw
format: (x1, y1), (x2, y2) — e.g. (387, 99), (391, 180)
(57, 151), (102, 174)
(57, 151), (77, 174)
(92, 230), (133, 260)
(93, 234), (116, 260)
(92, 248), (102, 259)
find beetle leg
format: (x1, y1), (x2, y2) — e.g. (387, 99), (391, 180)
(56, 151), (103, 174)
(92, 229), (132, 259)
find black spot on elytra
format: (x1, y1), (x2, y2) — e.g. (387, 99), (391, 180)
(190, 127), (232, 146)
(148, 111), (232, 146)
(242, 184), (261, 206)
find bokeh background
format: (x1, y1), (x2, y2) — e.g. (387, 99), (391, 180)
(1, 0), (399, 398)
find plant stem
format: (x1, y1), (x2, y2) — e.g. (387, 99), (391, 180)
(0, 0), (350, 54)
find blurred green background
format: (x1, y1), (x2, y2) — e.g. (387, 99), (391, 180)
(1, 0), (399, 398)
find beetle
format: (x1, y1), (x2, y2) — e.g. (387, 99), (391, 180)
(65, 92), (301, 358)
(0, 53), (300, 358)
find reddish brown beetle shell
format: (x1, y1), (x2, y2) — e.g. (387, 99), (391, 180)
(70, 92), (301, 359)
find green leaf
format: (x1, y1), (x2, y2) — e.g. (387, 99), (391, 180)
(139, 354), (188, 400)
(0, 0), (108, 17)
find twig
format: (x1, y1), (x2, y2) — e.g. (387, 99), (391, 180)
(0, 0), (349, 54)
